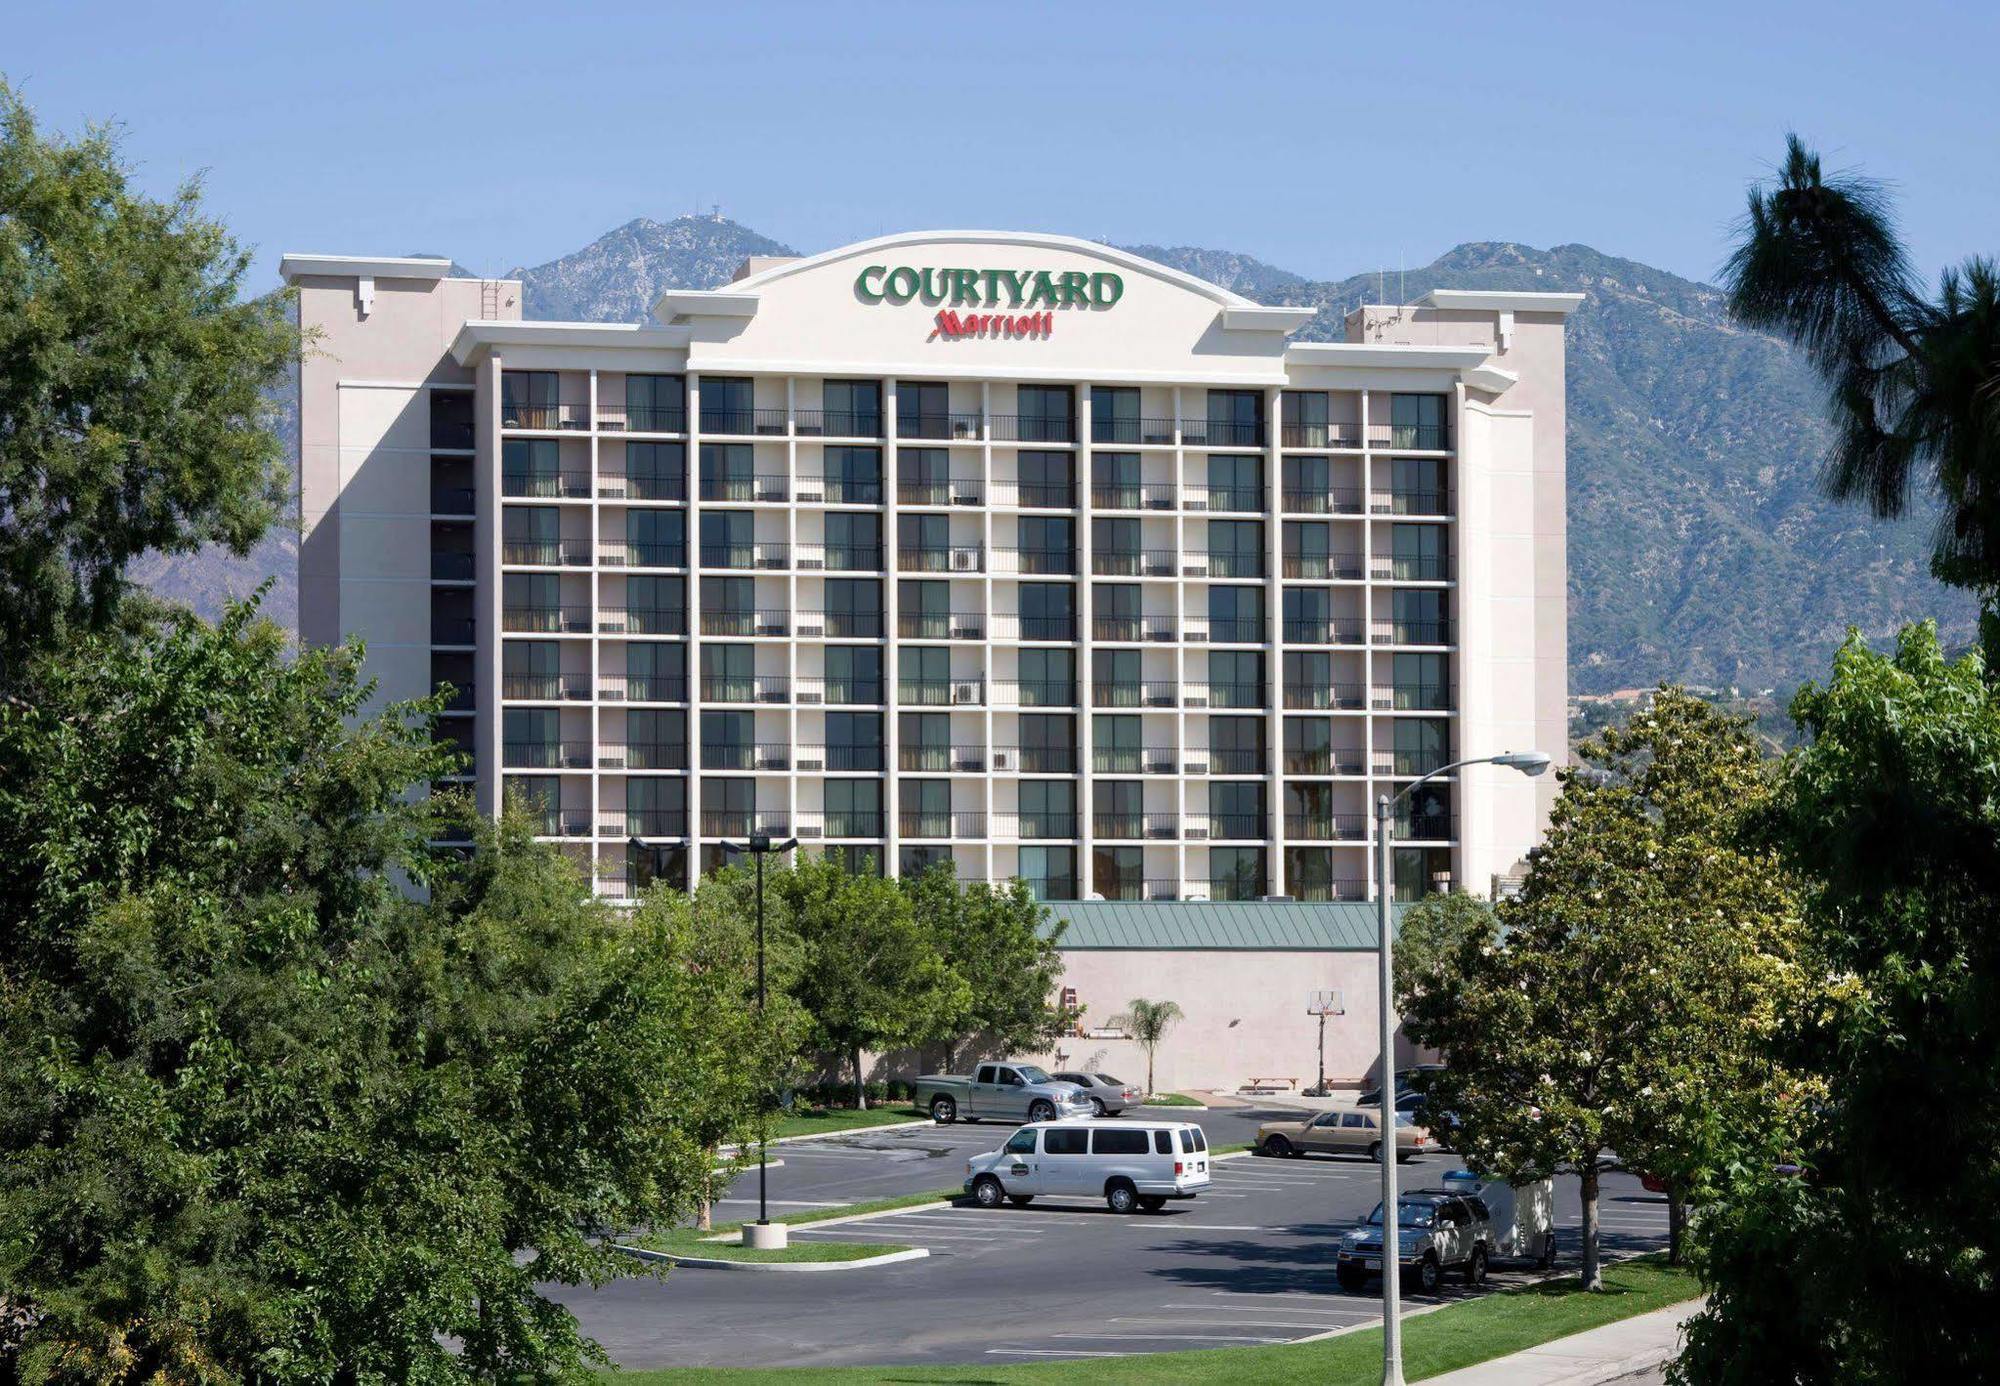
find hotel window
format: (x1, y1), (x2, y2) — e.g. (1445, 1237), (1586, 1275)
(1207, 519), (1264, 578)
(702, 777), (754, 839)
(1394, 847), (1453, 902)
(1206, 454), (1263, 511)
(900, 579), (948, 639)
(826, 578), (882, 638)
(506, 775), (562, 835)
(1093, 517), (1141, 575)
(825, 445), (883, 504)
(826, 512), (882, 570)
(1092, 451), (1142, 508)
(699, 376), (755, 434)
(827, 712), (883, 771)
(625, 709), (685, 768)
(900, 712), (950, 772)
(899, 513), (948, 570)
(900, 446), (949, 504)
(1094, 780), (1143, 837)
(1208, 845), (1267, 901)
(1019, 452), (1075, 509)
(431, 389), (474, 449)
(502, 574), (560, 631)
(700, 443), (754, 502)
(630, 776), (685, 835)
(1394, 718), (1451, 777)
(900, 646), (950, 705)
(1394, 589), (1447, 645)
(1210, 717), (1264, 776)
(1095, 714), (1141, 774)
(1284, 781), (1337, 833)
(826, 645), (883, 704)
(623, 575), (684, 635)
(700, 511), (752, 567)
(1095, 649), (1141, 707)
(502, 439), (562, 498)
(1284, 455), (1333, 512)
(701, 710), (754, 769)
(1093, 846), (1146, 900)
(627, 373), (684, 432)
(901, 845), (953, 877)
(503, 708), (561, 769)
(1208, 584), (1263, 644)
(1286, 847), (1337, 901)
(1284, 586), (1332, 642)
(1284, 650), (1334, 710)
(626, 441), (685, 500)
(1391, 524), (1448, 582)
(1391, 456), (1446, 513)
(1283, 390), (1329, 447)
(1018, 647), (1075, 706)
(1016, 384), (1074, 442)
(902, 779), (951, 839)
(1020, 780), (1076, 838)
(628, 508), (685, 567)
(1206, 389), (1263, 446)
(1209, 650), (1264, 709)
(626, 642), (686, 702)
(1018, 515), (1075, 573)
(633, 839), (689, 892)
(1018, 714), (1077, 773)
(502, 506), (560, 565)
(827, 779), (884, 839)
(1285, 716), (1334, 774)
(1392, 653), (1451, 711)
(703, 575), (754, 636)
(822, 379), (882, 437)
(1091, 386), (1140, 444)
(503, 640), (560, 700)
(1389, 393), (1448, 450)
(1095, 583), (1140, 641)
(1284, 521), (1332, 579)
(501, 370), (558, 429)
(900, 381), (950, 439)
(1019, 581), (1074, 641)
(1019, 846), (1077, 901)
(701, 644), (753, 703)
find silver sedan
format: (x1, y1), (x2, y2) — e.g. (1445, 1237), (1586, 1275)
(1051, 1071), (1141, 1116)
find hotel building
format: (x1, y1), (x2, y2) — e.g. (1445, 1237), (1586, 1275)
(285, 232), (1575, 907)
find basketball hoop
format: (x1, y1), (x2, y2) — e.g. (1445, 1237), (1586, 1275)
(1307, 989), (1345, 1016)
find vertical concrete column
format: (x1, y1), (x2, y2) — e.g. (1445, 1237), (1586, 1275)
(686, 373), (704, 884)
(979, 381), (996, 886)
(1358, 387), (1378, 903)
(1076, 384), (1094, 899)
(883, 376), (901, 878)
(475, 353), (504, 822)
(587, 368), (602, 889)
(1265, 384), (1285, 896)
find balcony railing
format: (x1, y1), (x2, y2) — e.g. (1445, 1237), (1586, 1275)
(431, 552), (475, 581)
(1189, 813), (1267, 841)
(1282, 488), (1365, 515)
(501, 672), (588, 701)
(1285, 748), (1367, 776)
(899, 811), (987, 840)
(1280, 421), (1363, 448)
(701, 742), (794, 771)
(1395, 814), (1457, 841)
(1207, 748), (1267, 775)
(1200, 617), (1265, 644)
(598, 542), (687, 569)
(793, 678), (885, 706)
(993, 814), (1080, 841)
(599, 404), (687, 434)
(1285, 814), (1368, 842)
(1183, 484), (1264, 514)
(431, 485), (476, 515)
(502, 605), (592, 634)
(793, 743), (885, 772)
(991, 482), (1078, 510)
(898, 680), (971, 707)
(1374, 554), (1455, 582)
(1371, 684), (1454, 712)
(437, 681), (475, 713)
(1093, 812), (1182, 841)
(991, 547), (1076, 576)
(1204, 682), (1267, 710)
(1282, 552), (1366, 580)
(990, 614), (1075, 642)
(502, 539), (591, 567)
(796, 610), (885, 639)
(501, 400), (588, 431)
(700, 674), (791, 705)
(1203, 552), (1265, 580)
(899, 611), (985, 640)
(795, 544), (884, 573)
(594, 606), (687, 636)
(992, 680), (1078, 708)
(503, 470), (592, 499)
(598, 741), (688, 770)
(1091, 482), (1179, 511)
(503, 741), (592, 769)
(1375, 749), (1454, 777)
(991, 746), (1078, 774)
(795, 811), (887, 840)
(1285, 618), (1364, 645)
(1182, 418), (1265, 447)
(699, 542), (789, 571)
(699, 473), (790, 503)
(596, 675), (688, 703)
(431, 617), (476, 646)
(898, 411), (986, 441)
(1091, 548), (1179, 578)
(899, 545), (985, 574)
(1371, 619), (1452, 646)
(897, 478), (984, 506)
(1092, 746), (1181, 775)
(1093, 681), (1180, 710)
(1292, 877), (1370, 903)
(1286, 681), (1367, 711)
(1090, 416), (1179, 445)
(794, 408), (883, 438)
(1094, 877), (1187, 902)
(989, 414), (1075, 444)
(1373, 488), (1452, 517)
(1091, 616), (1175, 643)
(597, 472), (687, 502)
(1368, 422), (1451, 451)
(700, 609), (792, 637)
(698, 406), (789, 436)
(795, 473), (886, 505)
(701, 810), (795, 838)
(618, 810), (689, 838)
(899, 744), (988, 773)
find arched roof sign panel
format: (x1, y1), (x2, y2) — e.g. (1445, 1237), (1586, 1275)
(658, 231), (1316, 383)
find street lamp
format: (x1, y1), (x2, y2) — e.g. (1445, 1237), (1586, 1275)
(720, 832), (798, 1249)
(1373, 750), (1550, 1385)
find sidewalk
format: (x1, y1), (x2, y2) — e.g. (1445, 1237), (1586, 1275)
(1421, 1298), (1702, 1386)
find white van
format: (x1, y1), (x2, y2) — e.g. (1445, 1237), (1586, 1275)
(964, 1120), (1212, 1213)
(1441, 1169), (1557, 1266)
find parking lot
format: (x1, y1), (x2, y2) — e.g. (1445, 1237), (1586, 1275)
(546, 1104), (1673, 1369)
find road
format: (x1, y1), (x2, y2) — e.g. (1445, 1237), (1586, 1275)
(544, 1104), (1672, 1369)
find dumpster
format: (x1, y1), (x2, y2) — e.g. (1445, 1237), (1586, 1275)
(1441, 1168), (1556, 1267)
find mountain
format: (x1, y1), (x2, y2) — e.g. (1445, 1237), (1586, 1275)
(154, 216), (1975, 696)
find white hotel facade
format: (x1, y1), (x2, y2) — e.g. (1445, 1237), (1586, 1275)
(285, 232), (1575, 907)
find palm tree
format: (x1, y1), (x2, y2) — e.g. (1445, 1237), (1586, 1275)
(1724, 135), (2000, 656)
(1115, 998), (1184, 1098)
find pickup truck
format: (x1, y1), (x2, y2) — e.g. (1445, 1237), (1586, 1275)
(918, 1062), (1094, 1124)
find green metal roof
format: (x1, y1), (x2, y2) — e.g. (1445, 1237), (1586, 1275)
(1043, 900), (1402, 951)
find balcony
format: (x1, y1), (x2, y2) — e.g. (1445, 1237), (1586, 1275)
(794, 743), (885, 772)
(1091, 481), (1178, 511)
(795, 811), (886, 840)
(1395, 814), (1457, 841)
(501, 400), (588, 431)
(898, 679), (973, 708)
(991, 614), (1075, 642)
(1208, 748), (1267, 776)
(700, 542), (789, 571)
(1189, 813), (1267, 842)
(1091, 548), (1178, 578)
(1201, 617), (1265, 644)
(897, 478), (984, 506)
(796, 544), (884, 573)
(1374, 554), (1455, 583)
(1204, 682), (1267, 710)
(1367, 422), (1451, 451)
(992, 746), (1078, 774)
(796, 473), (885, 506)
(1285, 748), (1367, 776)
(795, 408), (883, 438)
(1293, 877), (1369, 903)
(431, 551), (475, 581)
(1285, 814), (1368, 842)
(1371, 684), (1454, 712)
(899, 544), (985, 574)
(1283, 552), (1365, 580)
(1203, 552), (1264, 580)
(993, 680), (1077, 709)
(702, 810), (795, 838)
(701, 742), (793, 771)
(502, 605), (592, 634)
(503, 741), (592, 770)
(1286, 681), (1366, 711)
(1090, 416), (1179, 446)
(989, 414), (1075, 444)
(502, 672), (589, 701)
(431, 617), (476, 646)
(502, 539), (591, 568)
(700, 674), (791, 705)
(1373, 488), (1452, 517)
(899, 611), (985, 641)
(1092, 615), (1175, 643)
(596, 606), (687, 636)
(1092, 746), (1180, 776)
(1183, 484), (1264, 514)
(1282, 488), (1365, 515)
(1280, 421), (1363, 448)
(599, 403), (686, 434)
(992, 482), (1078, 510)
(994, 814), (1079, 841)
(898, 411), (985, 441)
(1375, 749), (1454, 777)
(899, 745), (987, 773)
(503, 470), (592, 500)
(1182, 418), (1265, 447)
(598, 471), (687, 503)
(1371, 619), (1452, 646)
(438, 681), (475, 713)
(797, 610), (885, 639)
(431, 485), (475, 515)
(793, 678), (884, 706)
(1285, 619), (1364, 645)
(1093, 681), (1179, 710)
(619, 809), (690, 838)
(699, 473), (790, 503)
(698, 406), (789, 436)
(597, 741), (688, 770)
(700, 609), (791, 638)
(1092, 812), (1181, 841)
(899, 811), (987, 840)
(1094, 877), (1186, 902)
(596, 675), (688, 703)
(992, 547), (1076, 576)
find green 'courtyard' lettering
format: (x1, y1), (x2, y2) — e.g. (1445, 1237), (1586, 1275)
(857, 265), (1123, 310)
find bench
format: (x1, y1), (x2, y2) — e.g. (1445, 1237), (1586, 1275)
(1241, 1077), (1299, 1093)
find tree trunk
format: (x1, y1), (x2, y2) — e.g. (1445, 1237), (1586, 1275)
(943, 1038), (956, 1073)
(696, 1194), (712, 1232)
(852, 1044), (867, 1111)
(1579, 1160), (1603, 1291)
(1667, 1182), (1686, 1266)
(1146, 1046), (1155, 1098)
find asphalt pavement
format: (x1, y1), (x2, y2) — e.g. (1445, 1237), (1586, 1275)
(543, 1103), (1673, 1370)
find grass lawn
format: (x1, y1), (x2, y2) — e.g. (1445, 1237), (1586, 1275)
(769, 1105), (928, 1140)
(1138, 1092), (1204, 1107)
(607, 1255), (1698, 1383)
(622, 1229), (913, 1265)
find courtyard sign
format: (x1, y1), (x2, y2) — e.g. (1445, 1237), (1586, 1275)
(855, 265), (1124, 310)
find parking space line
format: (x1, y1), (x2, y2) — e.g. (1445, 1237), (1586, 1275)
(713, 1198), (844, 1207)
(1114, 1315), (1355, 1329)
(986, 1349), (1130, 1358)
(1050, 1332), (1294, 1343)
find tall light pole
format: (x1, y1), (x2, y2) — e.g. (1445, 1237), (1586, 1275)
(1373, 750), (1550, 1386)
(721, 832), (797, 1247)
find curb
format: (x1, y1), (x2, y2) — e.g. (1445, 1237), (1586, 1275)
(699, 1198), (955, 1240)
(1138, 1100), (1212, 1111)
(617, 1243), (930, 1274)
(718, 1118), (933, 1155)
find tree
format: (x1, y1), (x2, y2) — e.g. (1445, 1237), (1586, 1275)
(0, 600), (775, 1382)
(906, 867), (1069, 1071)
(1675, 625), (2000, 1383)
(1114, 999), (1184, 1098)
(0, 84), (297, 682)
(771, 853), (967, 1110)
(1724, 135), (2000, 660)
(1398, 690), (1804, 1289)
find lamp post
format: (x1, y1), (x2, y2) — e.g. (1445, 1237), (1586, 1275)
(720, 832), (798, 1247)
(1373, 750), (1550, 1386)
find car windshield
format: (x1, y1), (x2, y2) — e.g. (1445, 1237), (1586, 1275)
(1365, 1199), (1438, 1228)
(1096, 1074), (1124, 1086)
(1014, 1064), (1053, 1083)
(1394, 1111), (1420, 1126)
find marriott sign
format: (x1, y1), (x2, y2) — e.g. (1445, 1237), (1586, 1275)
(855, 264), (1123, 339)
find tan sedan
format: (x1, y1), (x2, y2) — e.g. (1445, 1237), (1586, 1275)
(1256, 1107), (1434, 1163)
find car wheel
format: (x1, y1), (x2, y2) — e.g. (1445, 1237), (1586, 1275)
(1467, 1244), (1489, 1286)
(971, 1176), (1005, 1209)
(1105, 1180), (1139, 1214)
(1090, 1097), (1108, 1117)
(1335, 1264), (1367, 1293)
(1261, 1134), (1293, 1158)
(1138, 1195), (1167, 1213)
(1007, 1195), (1034, 1207)
(930, 1095), (957, 1124)
(1416, 1253), (1442, 1296)
(1367, 1141), (1383, 1163)
(1028, 1099), (1056, 1123)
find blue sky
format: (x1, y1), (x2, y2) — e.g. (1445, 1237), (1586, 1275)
(8, 0), (1996, 293)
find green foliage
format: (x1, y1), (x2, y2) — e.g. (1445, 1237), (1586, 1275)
(1114, 999), (1184, 1097)
(903, 867), (1068, 1070)
(0, 83), (298, 680)
(1399, 690), (1806, 1289)
(1675, 624), (2000, 1383)
(0, 601), (775, 1383)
